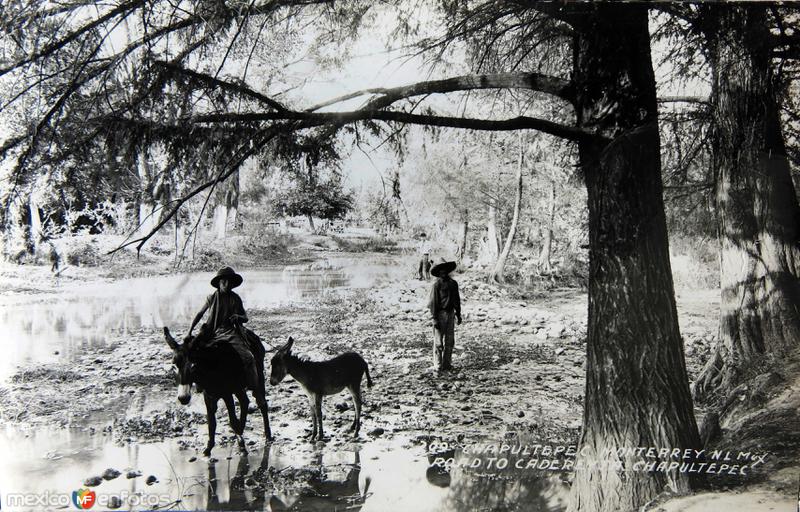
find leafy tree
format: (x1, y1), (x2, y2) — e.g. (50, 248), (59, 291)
(657, 3), (800, 398)
(1, 3), (754, 510)
(272, 165), (353, 232)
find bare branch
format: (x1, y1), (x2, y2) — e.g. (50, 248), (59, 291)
(307, 71), (575, 112)
(657, 96), (710, 106)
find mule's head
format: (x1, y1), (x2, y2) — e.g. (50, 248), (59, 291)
(164, 327), (194, 405)
(269, 337), (294, 386)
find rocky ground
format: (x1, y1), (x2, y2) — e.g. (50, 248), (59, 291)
(0, 267), (720, 441)
(0, 256), (796, 511)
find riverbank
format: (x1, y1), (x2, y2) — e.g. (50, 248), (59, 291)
(0, 254), (797, 511)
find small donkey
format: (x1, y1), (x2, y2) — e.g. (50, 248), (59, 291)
(269, 337), (373, 440)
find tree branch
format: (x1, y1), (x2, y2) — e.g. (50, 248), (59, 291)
(0, 0), (147, 78)
(658, 96), (710, 106)
(153, 61), (288, 111)
(180, 107), (595, 142)
(307, 71), (575, 111)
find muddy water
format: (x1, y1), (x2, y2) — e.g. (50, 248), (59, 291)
(0, 256), (569, 511)
(0, 256), (405, 382)
(0, 424), (568, 511)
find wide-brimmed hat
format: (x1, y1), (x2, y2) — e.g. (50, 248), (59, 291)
(430, 261), (457, 277)
(210, 267), (243, 289)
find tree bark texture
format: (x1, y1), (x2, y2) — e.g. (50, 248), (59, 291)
(213, 169), (239, 239)
(568, 6), (701, 511)
(694, 5), (800, 398)
(492, 138), (524, 284)
(459, 210), (469, 265)
(486, 204), (500, 262)
(136, 148), (170, 236)
(538, 181), (556, 272)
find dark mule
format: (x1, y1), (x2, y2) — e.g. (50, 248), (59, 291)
(269, 337), (373, 440)
(164, 327), (272, 455)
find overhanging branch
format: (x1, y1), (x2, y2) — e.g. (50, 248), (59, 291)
(183, 108), (597, 142)
(153, 61), (288, 111)
(307, 71), (575, 111)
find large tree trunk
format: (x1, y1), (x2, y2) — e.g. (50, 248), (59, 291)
(538, 180), (556, 272)
(694, 5), (800, 398)
(28, 195), (42, 251)
(491, 137), (524, 283)
(459, 209), (469, 265)
(486, 204), (500, 261)
(137, 144), (173, 236)
(568, 6), (701, 511)
(137, 149), (159, 235)
(213, 169), (239, 239)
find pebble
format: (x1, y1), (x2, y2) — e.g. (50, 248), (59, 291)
(368, 427), (385, 437)
(102, 468), (121, 480)
(84, 476), (103, 487)
(126, 471), (142, 479)
(145, 475), (158, 485)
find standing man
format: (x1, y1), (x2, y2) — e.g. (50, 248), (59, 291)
(428, 260), (462, 372)
(418, 234), (432, 280)
(48, 241), (60, 274)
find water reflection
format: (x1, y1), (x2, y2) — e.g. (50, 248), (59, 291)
(0, 259), (405, 382)
(205, 447), (271, 510)
(0, 423), (570, 512)
(429, 443), (570, 512)
(268, 450), (368, 512)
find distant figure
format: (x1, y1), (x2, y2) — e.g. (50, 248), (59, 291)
(428, 261), (462, 372)
(417, 234), (432, 280)
(48, 242), (60, 273)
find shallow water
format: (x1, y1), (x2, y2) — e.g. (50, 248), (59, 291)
(0, 424), (568, 511)
(0, 256), (406, 382)
(0, 256), (569, 511)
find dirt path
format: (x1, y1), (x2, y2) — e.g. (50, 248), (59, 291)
(1, 267), (725, 449)
(2, 262), (795, 511)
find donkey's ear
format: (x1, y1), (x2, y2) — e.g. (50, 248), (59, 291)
(284, 336), (294, 352)
(164, 326), (179, 351)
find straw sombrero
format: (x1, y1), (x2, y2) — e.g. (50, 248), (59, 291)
(430, 261), (457, 277)
(210, 267), (243, 289)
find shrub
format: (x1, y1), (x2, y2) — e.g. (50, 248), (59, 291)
(331, 235), (398, 253)
(240, 231), (295, 262)
(65, 240), (102, 267)
(182, 247), (227, 271)
(670, 236), (720, 290)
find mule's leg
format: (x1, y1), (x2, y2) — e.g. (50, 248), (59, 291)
(254, 389), (272, 441)
(203, 394), (218, 456)
(314, 394), (324, 441)
(234, 390), (249, 434)
(222, 394), (246, 452)
(347, 383), (363, 437)
(222, 395), (240, 434)
(307, 395), (318, 440)
(234, 390), (250, 450)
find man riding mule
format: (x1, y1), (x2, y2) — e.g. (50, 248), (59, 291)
(185, 267), (264, 390)
(164, 267), (271, 455)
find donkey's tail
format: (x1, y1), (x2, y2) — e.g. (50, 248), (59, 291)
(364, 362), (374, 388)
